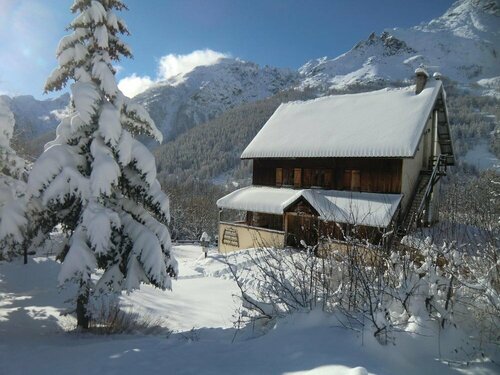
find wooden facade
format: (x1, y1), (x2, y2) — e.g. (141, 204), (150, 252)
(253, 157), (402, 194)
(246, 157), (404, 247)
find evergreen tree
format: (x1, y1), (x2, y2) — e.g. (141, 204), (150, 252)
(27, 0), (177, 329)
(0, 98), (27, 260)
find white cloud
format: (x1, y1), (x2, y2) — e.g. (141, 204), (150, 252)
(158, 49), (230, 80)
(117, 74), (155, 98)
(118, 49), (230, 98)
(50, 107), (72, 121)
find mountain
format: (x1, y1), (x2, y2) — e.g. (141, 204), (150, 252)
(299, 0), (500, 93)
(1, 93), (70, 140)
(135, 58), (299, 141)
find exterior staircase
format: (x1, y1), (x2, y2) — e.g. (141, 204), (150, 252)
(398, 154), (447, 236)
(400, 172), (431, 233)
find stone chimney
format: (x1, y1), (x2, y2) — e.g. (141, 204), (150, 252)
(415, 67), (429, 94)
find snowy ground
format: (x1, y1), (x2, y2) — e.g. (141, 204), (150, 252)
(0, 245), (498, 375)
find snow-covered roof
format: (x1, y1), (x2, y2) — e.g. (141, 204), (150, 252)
(217, 186), (402, 228)
(241, 79), (445, 159)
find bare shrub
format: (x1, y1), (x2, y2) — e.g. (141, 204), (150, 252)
(229, 231), (499, 348)
(82, 304), (171, 336)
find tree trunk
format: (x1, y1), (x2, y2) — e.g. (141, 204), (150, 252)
(76, 288), (89, 329)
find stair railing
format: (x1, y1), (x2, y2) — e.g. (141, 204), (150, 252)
(405, 154), (445, 233)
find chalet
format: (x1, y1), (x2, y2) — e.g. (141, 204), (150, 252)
(216, 69), (454, 252)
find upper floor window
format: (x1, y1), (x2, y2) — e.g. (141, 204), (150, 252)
(313, 169), (325, 187)
(276, 167), (295, 186)
(277, 167), (333, 189)
(284, 168), (294, 186)
(303, 168), (333, 188)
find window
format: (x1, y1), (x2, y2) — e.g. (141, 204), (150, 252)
(277, 167), (332, 188)
(311, 169), (333, 188)
(313, 169), (325, 187)
(276, 168), (295, 187)
(282, 168), (294, 186)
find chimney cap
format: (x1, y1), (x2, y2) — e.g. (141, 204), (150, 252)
(415, 67), (429, 77)
(433, 72), (442, 80)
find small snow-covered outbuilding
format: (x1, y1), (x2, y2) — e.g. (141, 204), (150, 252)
(217, 70), (454, 252)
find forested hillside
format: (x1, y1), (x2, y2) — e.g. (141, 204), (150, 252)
(446, 92), (499, 158)
(154, 88), (317, 184)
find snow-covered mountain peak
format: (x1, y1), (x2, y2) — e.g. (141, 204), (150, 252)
(135, 58), (299, 139)
(158, 57), (296, 91)
(299, 0), (500, 93)
(419, 0), (500, 40)
(298, 30), (421, 91)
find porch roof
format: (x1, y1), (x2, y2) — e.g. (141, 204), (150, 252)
(217, 186), (402, 228)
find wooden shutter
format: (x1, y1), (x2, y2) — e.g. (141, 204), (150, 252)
(276, 168), (283, 186)
(351, 170), (361, 191)
(343, 169), (360, 190)
(294, 168), (302, 188)
(324, 169), (333, 188)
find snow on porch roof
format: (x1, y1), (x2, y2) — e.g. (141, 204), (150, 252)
(217, 186), (402, 228)
(241, 79), (443, 159)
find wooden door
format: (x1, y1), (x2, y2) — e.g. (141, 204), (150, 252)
(286, 214), (318, 248)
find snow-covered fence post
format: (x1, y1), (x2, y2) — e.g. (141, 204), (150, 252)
(200, 231), (210, 258)
(26, 0), (177, 329)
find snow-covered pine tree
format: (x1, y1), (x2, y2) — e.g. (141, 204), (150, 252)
(27, 0), (177, 329)
(0, 98), (27, 260)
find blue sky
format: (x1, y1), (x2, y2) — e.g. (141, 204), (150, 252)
(0, 0), (454, 99)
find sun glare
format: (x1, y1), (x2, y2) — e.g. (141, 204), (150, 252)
(0, 0), (62, 95)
